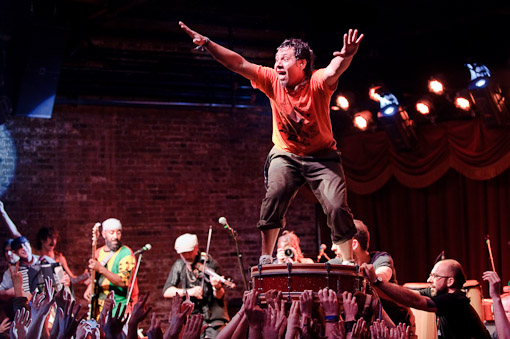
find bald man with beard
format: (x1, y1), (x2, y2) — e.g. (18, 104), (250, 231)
(362, 259), (491, 339)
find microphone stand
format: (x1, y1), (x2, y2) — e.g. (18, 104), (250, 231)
(226, 226), (249, 291)
(126, 252), (143, 312)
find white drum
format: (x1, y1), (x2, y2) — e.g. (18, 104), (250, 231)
(463, 280), (483, 320)
(404, 282), (437, 339)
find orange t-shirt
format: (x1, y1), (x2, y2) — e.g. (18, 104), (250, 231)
(251, 66), (337, 156)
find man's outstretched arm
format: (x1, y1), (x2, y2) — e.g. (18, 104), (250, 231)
(179, 21), (258, 81)
(361, 263), (437, 312)
(323, 28), (364, 87)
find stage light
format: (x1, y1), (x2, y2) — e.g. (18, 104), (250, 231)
(335, 95), (350, 110)
(382, 104), (398, 116)
(352, 110), (373, 131)
(369, 86), (383, 102)
(354, 115), (367, 130)
(376, 90), (417, 151)
(475, 79), (487, 88)
(378, 91), (400, 117)
(428, 79), (444, 95)
(416, 99), (433, 115)
(466, 63), (510, 127)
(378, 106), (417, 151)
(454, 96), (471, 111)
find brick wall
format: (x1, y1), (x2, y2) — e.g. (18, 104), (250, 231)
(0, 104), (319, 329)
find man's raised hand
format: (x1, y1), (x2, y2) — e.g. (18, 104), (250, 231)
(179, 21), (209, 47)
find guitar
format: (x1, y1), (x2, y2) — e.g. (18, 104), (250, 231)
(88, 222), (101, 320)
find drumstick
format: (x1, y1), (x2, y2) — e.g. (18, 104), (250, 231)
(485, 235), (496, 272)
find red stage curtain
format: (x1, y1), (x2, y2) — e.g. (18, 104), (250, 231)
(337, 118), (510, 291)
(340, 118), (510, 195)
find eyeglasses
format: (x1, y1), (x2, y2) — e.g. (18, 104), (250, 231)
(429, 273), (450, 279)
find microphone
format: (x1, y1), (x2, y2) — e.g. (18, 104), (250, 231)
(218, 217), (235, 236)
(133, 244), (152, 256)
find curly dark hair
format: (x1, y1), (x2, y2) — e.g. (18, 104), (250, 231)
(35, 227), (59, 250)
(277, 38), (315, 78)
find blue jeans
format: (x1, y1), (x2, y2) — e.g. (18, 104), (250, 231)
(257, 146), (356, 244)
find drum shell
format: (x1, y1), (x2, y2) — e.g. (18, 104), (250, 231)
(251, 263), (365, 296)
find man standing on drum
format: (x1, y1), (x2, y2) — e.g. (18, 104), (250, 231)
(179, 22), (363, 266)
(362, 259), (491, 338)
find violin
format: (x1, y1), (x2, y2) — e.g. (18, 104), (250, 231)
(195, 262), (236, 289)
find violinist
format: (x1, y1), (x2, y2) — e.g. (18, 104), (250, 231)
(163, 233), (229, 338)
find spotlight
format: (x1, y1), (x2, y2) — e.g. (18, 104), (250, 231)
(335, 95), (350, 110)
(369, 85), (383, 102)
(376, 90), (417, 151)
(454, 96), (471, 111)
(466, 63), (510, 127)
(428, 79), (445, 95)
(379, 92), (400, 116)
(353, 110), (373, 131)
(353, 115), (367, 130)
(416, 99), (433, 115)
(474, 79), (488, 88)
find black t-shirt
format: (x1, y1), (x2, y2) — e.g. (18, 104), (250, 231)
(370, 251), (415, 327)
(163, 254), (229, 323)
(420, 287), (491, 339)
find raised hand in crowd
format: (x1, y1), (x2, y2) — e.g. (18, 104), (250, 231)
(27, 276), (55, 338)
(75, 320), (100, 339)
(164, 292), (194, 339)
(127, 292), (152, 339)
(262, 301), (286, 339)
(370, 319), (389, 339)
(264, 289), (287, 338)
(265, 289), (283, 310)
(56, 298), (86, 339)
(182, 313), (205, 339)
(284, 300), (300, 339)
(102, 303), (127, 339)
(0, 317), (11, 334)
(389, 323), (410, 339)
(147, 313), (163, 339)
(244, 289), (264, 339)
(300, 290), (313, 328)
(50, 286), (73, 338)
(342, 291), (357, 322)
(98, 290), (116, 330)
(318, 288), (339, 318)
(349, 317), (366, 339)
(216, 291), (248, 339)
(483, 270), (510, 339)
(10, 307), (30, 339)
(318, 288), (342, 337)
